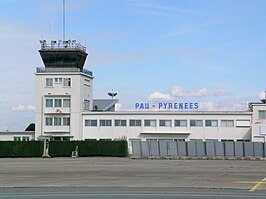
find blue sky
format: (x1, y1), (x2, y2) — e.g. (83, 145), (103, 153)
(0, 0), (265, 131)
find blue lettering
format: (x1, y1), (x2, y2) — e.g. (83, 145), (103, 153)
(135, 103), (150, 109)
(136, 102), (199, 110)
(145, 103), (149, 109)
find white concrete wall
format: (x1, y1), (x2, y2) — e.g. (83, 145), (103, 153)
(251, 103), (266, 142)
(83, 112), (252, 142)
(0, 132), (35, 141)
(35, 72), (93, 140)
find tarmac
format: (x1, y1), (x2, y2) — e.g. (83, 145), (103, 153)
(0, 157), (266, 198)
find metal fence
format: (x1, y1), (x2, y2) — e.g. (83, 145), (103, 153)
(132, 140), (266, 158)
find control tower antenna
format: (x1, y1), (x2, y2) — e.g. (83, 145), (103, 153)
(63, 0), (66, 42)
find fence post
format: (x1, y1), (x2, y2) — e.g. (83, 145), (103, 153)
(42, 139), (50, 158)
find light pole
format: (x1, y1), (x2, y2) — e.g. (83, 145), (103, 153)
(108, 90), (117, 99)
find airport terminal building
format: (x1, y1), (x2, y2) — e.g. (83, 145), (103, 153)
(32, 40), (266, 146)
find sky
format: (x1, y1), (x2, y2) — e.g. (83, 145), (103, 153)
(0, 0), (265, 131)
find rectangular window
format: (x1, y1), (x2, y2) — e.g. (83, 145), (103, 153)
(54, 117), (62, 126)
(83, 100), (90, 110)
(260, 126), (266, 135)
(175, 120), (187, 127)
(115, 120), (127, 126)
(45, 99), (53, 107)
(259, 110), (266, 119)
(45, 117), (53, 126)
(63, 78), (71, 87)
(221, 120), (234, 127)
(100, 120), (112, 126)
(159, 120), (172, 127)
(236, 120), (250, 127)
(205, 120), (218, 127)
(46, 78), (53, 87)
(22, 137), (30, 141)
(14, 137), (21, 141)
(144, 120), (156, 127)
(190, 120), (203, 127)
(54, 99), (62, 107)
(63, 117), (70, 126)
(129, 120), (141, 127)
(55, 78), (62, 83)
(63, 99), (70, 107)
(85, 120), (97, 127)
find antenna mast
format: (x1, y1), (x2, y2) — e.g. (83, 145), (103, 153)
(63, 0), (65, 42)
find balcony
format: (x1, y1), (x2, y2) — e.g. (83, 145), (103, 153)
(36, 67), (93, 76)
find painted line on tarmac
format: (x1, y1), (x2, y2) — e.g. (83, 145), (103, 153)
(237, 177), (266, 192)
(1, 193), (266, 198)
(250, 177), (266, 192)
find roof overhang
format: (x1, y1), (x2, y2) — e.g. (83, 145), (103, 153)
(140, 131), (190, 135)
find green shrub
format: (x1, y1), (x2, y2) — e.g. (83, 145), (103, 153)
(49, 140), (128, 157)
(0, 141), (43, 157)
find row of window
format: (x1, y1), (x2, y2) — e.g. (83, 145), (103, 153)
(85, 119), (241, 127)
(46, 78), (71, 87)
(14, 136), (30, 141)
(45, 117), (70, 126)
(45, 98), (70, 108)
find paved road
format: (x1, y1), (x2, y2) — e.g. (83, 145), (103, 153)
(1, 187), (266, 199)
(0, 157), (266, 198)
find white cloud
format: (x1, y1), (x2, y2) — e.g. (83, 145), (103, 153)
(190, 88), (209, 97)
(213, 89), (230, 96)
(258, 91), (266, 100)
(148, 92), (172, 102)
(12, 105), (35, 112)
(199, 101), (247, 111)
(171, 86), (209, 97)
(171, 86), (185, 97)
(199, 101), (217, 111)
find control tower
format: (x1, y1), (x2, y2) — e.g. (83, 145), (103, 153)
(35, 40), (94, 141)
(39, 40), (87, 69)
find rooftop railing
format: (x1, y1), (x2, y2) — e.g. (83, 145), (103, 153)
(36, 67), (93, 76)
(39, 40), (86, 53)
